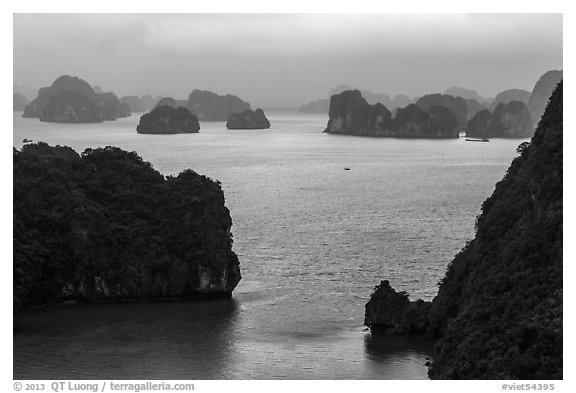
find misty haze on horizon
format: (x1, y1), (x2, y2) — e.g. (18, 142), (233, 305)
(13, 13), (562, 108)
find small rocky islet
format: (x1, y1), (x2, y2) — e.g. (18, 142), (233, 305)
(137, 105), (200, 134)
(226, 108), (270, 129)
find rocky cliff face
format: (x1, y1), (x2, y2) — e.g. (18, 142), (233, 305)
(14, 143), (241, 308)
(23, 75), (97, 118)
(365, 280), (431, 334)
(23, 75), (130, 122)
(444, 86), (488, 104)
(100, 92), (131, 119)
(330, 84), (393, 108)
(464, 98), (488, 120)
(153, 97), (188, 111)
(39, 90), (103, 123)
(186, 89), (250, 121)
(392, 94), (412, 109)
(527, 70), (563, 125)
(415, 94), (468, 130)
(226, 108), (271, 129)
(325, 90), (458, 138)
(365, 81), (563, 379)
(137, 105), (200, 134)
(490, 89), (531, 110)
(466, 100), (534, 138)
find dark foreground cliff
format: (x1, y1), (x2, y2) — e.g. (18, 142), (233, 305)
(14, 143), (241, 309)
(365, 82), (562, 379)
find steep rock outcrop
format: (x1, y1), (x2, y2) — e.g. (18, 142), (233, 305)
(415, 94), (468, 130)
(465, 109), (491, 137)
(40, 90), (103, 123)
(491, 89), (530, 110)
(187, 90), (250, 121)
(324, 90), (392, 136)
(325, 90), (458, 138)
(226, 108), (271, 129)
(23, 75), (130, 122)
(527, 70), (563, 125)
(365, 280), (431, 334)
(153, 97), (188, 111)
(330, 84), (393, 108)
(365, 81), (563, 379)
(392, 94), (411, 109)
(137, 106), (200, 134)
(100, 92), (131, 119)
(464, 98), (488, 120)
(466, 100), (534, 138)
(444, 86), (488, 104)
(23, 75), (98, 118)
(13, 143), (241, 308)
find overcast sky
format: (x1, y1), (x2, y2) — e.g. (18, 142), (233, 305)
(13, 13), (562, 107)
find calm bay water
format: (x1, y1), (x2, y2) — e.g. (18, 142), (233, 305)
(13, 111), (525, 379)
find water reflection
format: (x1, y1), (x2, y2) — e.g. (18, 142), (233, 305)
(14, 299), (240, 379)
(363, 331), (434, 380)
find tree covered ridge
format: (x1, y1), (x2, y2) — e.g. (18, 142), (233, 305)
(14, 143), (241, 309)
(428, 81), (562, 379)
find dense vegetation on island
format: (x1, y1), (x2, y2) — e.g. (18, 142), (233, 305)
(415, 94), (468, 130)
(444, 86), (489, 104)
(466, 100), (534, 138)
(23, 75), (130, 123)
(365, 81), (562, 379)
(299, 85), (412, 113)
(490, 89), (531, 110)
(187, 89), (250, 121)
(527, 70), (563, 125)
(324, 90), (459, 138)
(14, 143), (241, 309)
(226, 108), (270, 129)
(137, 105), (200, 134)
(153, 97), (188, 111)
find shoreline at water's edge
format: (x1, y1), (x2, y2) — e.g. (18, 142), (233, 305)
(15, 291), (234, 313)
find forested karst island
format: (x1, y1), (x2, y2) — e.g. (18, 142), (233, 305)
(324, 90), (459, 138)
(13, 143), (241, 309)
(415, 94), (468, 130)
(226, 108), (271, 129)
(527, 70), (563, 125)
(365, 81), (563, 379)
(137, 105), (201, 134)
(23, 75), (130, 123)
(466, 100), (534, 138)
(187, 89), (251, 121)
